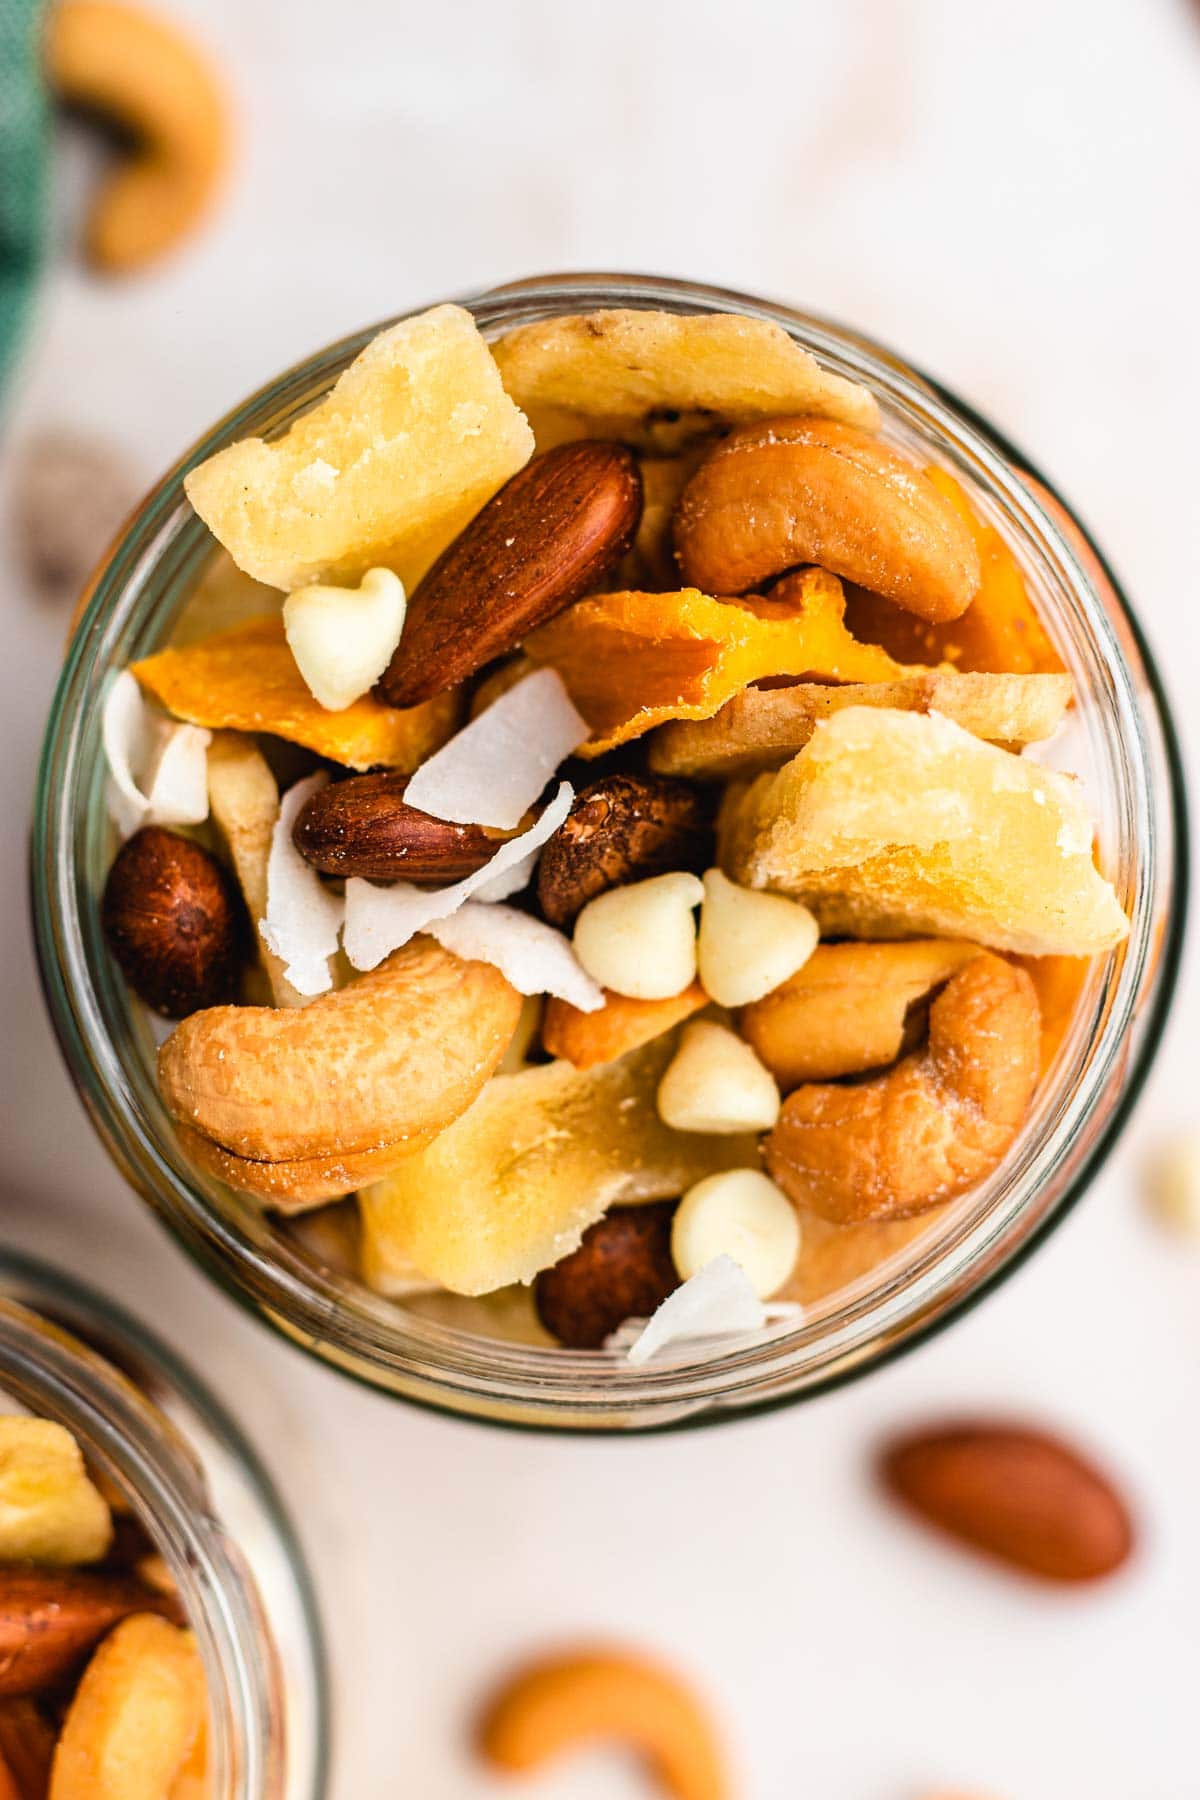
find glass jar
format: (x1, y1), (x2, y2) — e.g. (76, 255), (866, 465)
(31, 273), (1186, 1431)
(0, 1252), (328, 1794)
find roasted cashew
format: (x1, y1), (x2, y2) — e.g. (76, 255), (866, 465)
(158, 937), (521, 1171)
(763, 952), (1040, 1223)
(477, 1648), (730, 1800)
(46, 1), (230, 273)
(673, 417), (980, 620)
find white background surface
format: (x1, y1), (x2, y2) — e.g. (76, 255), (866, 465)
(2, 2), (1199, 1795)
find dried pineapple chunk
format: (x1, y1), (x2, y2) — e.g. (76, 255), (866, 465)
(49, 1615), (206, 1800)
(134, 616), (459, 770)
(526, 570), (907, 755)
(493, 308), (879, 450)
(358, 1036), (757, 1295)
(649, 669), (1073, 779)
(184, 304), (534, 591)
(0, 1417), (113, 1565)
(721, 707), (1128, 957)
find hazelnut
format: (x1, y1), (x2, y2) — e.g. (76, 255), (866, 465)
(536, 773), (712, 929)
(534, 1202), (679, 1349)
(101, 826), (244, 1017)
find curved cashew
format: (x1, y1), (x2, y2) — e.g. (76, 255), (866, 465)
(46, 2), (230, 273)
(477, 1648), (730, 1800)
(673, 418), (980, 621)
(158, 936), (521, 1169)
(763, 952), (1040, 1223)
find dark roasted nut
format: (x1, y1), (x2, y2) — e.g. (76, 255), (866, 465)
(534, 1202), (679, 1349)
(0, 1568), (183, 1698)
(376, 441), (643, 707)
(536, 774), (712, 929)
(879, 1421), (1136, 1583)
(291, 771), (512, 881)
(0, 1698), (57, 1796)
(100, 826), (244, 1018)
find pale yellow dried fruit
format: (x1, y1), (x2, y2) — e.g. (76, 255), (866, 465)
(649, 670), (1074, 780)
(206, 731), (304, 1007)
(0, 1417), (112, 1566)
(359, 1036), (757, 1295)
(49, 1614), (206, 1800)
(721, 707), (1128, 957)
(493, 308), (878, 450)
(184, 304), (534, 591)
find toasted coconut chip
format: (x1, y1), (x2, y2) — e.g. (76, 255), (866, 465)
(405, 668), (588, 829)
(343, 782), (574, 972)
(260, 774), (345, 997)
(103, 670), (212, 839)
(623, 1255), (768, 1365)
(426, 903), (603, 1012)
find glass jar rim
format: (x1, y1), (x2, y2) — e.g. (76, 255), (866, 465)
(0, 1250), (330, 1795)
(31, 272), (1188, 1431)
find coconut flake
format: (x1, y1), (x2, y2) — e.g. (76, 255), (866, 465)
(260, 774), (344, 997)
(606, 1297), (802, 1360)
(622, 1256), (769, 1365)
(404, 668), (589, 829)
(425, 903), (604, 1010)
(102, 670), (211, 839)
(342, 780), (574, 972)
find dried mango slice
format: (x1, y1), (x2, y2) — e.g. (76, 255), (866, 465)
(649, 669), (1073, 779)
(493, 308), (879, 451)
(133, 616), (459, 770)
(184, 304), (534, 591)
(359, 1036), (757, 1295)
(1016, 952), (1093, 1074)
(721, 706), (1129, 957)
(525, 569), (907, 755)
(843, 468), (1064, 674)
(0, 1417), (113, 1566)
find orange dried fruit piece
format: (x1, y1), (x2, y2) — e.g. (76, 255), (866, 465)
(525, 568), (908, 755)
(132, 615), (460, 770)
(184, 304), (534, 591)
(358, 1035), (757, 1295)
(844, 468), (1064, 674)
(721, 706), (1129, 957)
(543, 982), (709, 1070)
(49, 1614), (206, 1800)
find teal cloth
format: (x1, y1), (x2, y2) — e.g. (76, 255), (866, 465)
(0, 0), (50, 402)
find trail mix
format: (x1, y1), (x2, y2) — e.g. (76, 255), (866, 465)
(0, 1415), (207, 1796)
(98, 304), (1128, 1357)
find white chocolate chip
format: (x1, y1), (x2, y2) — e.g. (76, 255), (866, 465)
(572, 871), (704, 1000)
(697, 867), (818, 1007)
(283, 567), (406, 711)
(656, 1020), (781, 1134)
(671, 1169), (800, 1298)
(1145, 1133), (1200, 1238)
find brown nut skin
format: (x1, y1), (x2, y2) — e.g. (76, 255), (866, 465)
(291, 771), (510, 882)
(100, 826), (245, 1018)
(535, 1202), (679, 1349)
(879, 1421), (1136, 1584)
(0, 1567), (182, 1698)
(0, 1699), (56, 1798)
(674, 417), (981, 622)
(536, 774), (712, 930)
(377, 440), (643, 707)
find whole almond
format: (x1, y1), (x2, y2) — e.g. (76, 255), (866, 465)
(101, 826), (246, 1017)
(0, 1567), (182, 1697)
(536, 773), (712, 930)
(879, 1421), (1135, 1583)
(292, 771), (511, 881)
(674, 417), (980, 621)
(376, 440), (643, 707)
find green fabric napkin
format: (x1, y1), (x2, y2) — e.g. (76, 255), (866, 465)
(0, 0), (50, 402)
